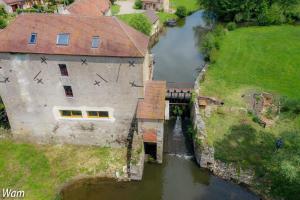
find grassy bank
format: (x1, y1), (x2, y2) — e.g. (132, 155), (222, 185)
(200, 25), (300, 199)
(171, 0), (200, 13)
(0, 138), (126, 200)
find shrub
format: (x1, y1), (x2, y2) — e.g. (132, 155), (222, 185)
(226, 22), (237, 31)
(281, 98), (300, 115)
(213, 24), (226, 37)
(201, 32), (216, 60)
(0, 17), (7, 29)
(175, 6), (187, 18)
(258, 3), (286, 25)
(0, 5), (7, 17)
(128, 14), (151, 36)
(134, 0), (142, 9)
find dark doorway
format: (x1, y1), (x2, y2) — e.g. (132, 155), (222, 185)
(144, 142), (157, 160)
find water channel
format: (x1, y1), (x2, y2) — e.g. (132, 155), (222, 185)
(62, 11), (259, 200)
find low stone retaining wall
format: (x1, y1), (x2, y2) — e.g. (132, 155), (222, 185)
(191, 64), (255, 186)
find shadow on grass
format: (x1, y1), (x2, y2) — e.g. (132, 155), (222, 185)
(214, 123), (300, 199)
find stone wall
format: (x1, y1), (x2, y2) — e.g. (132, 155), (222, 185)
(0, 53), (148, 147)
(191, 64), (255, 185)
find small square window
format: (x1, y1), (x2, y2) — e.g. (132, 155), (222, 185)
(57, 33), (70, 45)
(29, 33), (37, 44)
(91, 36), (100, 48)
(59, 64), (68, 76)
(63, 85), (73, 97)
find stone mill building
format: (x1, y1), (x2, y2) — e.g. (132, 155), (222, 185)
(0, 13), (157, 147)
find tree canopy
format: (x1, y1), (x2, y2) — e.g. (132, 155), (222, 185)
(199, 0), (300, 24)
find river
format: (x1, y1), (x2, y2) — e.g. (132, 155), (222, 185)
(62, 11), (259, 200)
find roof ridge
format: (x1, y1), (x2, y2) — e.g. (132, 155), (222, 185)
(113, 17), (145, 57)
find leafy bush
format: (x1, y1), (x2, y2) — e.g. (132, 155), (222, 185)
(226, 22), (236, 31)
(175, 6), (187, 18)
(199, 0), (298, 25)
(0, 5), (7, 18)
(0, 17), (7, 29)
(281, 98), (300, 115)
(134, 0), (143, 9)
(128, 14), (152, 36)
(258, 3), (286, 25)
(201, 25), (225, 62)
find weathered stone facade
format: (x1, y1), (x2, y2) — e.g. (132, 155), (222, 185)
(191, 64), (255, 185)
(0, 53), (150, 147)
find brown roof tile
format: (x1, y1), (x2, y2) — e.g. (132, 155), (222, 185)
(0, 14), (149, 57)
(144, 9), (159, 24)
(137, 80), (166, 120)
(142, 128), (157, 143)
(3, 0), (23, 5)
(67, 0), (110, 17)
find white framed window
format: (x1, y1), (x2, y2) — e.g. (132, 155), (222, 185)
(57, 33), (70, 45)
(91, 36), (100, 48)
(29, 33), (37, 44)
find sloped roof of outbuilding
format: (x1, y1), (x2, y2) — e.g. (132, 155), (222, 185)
(137, 80), (166, 120)
(144, 9), (159, 24)
(67, 0), (110, 17)
(0, 13), (149, 57)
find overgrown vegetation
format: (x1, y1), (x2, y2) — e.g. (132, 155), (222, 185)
(134, 0), (143, 9)
(171, 0), (200, 14)
(111, 4), (120, 15)
(0, 5), (15, 29)
(199, 0), (300, 24)
(157, 12), (178, 24)
(0, 138), (126, 200)
(16, 1), (58, 14)
(201, 25), (300, 199)
(200, 24), (225, 62)
(175, 6), (187, 18)
(118, 14), (152, 35)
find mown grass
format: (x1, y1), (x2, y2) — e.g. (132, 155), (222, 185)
(170, 0), (200, 13)
(202, 26), (300, 100)
(200, 25), (300, 199)
(157, 12), (178, 24)
(0, 139), (126, 200)
(117, 13), (142, 24)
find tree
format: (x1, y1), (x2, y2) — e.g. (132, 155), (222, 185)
(198, 0), (299, 23)
(128, 15), (152, 36)
(175, 6), (187, 18)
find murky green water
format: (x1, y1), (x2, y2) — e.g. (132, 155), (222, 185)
(62, 11), (259, 200)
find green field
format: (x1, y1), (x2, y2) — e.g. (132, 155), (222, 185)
(202, 26), (300, 101)
(0, 138), (126, 200)
(170, 0), (200, 13)
(201, 25), (300, 199)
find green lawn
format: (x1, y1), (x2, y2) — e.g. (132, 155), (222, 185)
(202, 26), (300, 101)
(200, 25), (300, 199)
(170, 0), (200, 13)
(0, 139), (126, 200)
(117, 13), (143, 24)
(157, 12), (178, 23)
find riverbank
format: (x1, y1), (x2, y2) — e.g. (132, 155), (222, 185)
(194, 25), (300, 200)
(0, 132), (126, 200)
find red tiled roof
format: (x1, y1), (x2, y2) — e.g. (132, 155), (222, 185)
(137, 80), (166, 120)
(144, 9), (159, 24)
(0, 14), (149, 57)
(67, 0), (110, 17)
(3, 0), (23, 4)
(142, 129), (157, 143)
